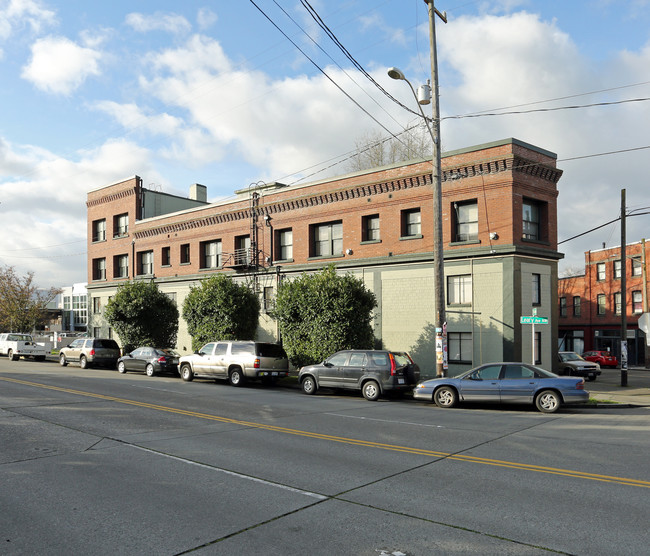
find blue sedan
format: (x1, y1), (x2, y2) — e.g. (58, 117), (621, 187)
(413, 362), (589, 413)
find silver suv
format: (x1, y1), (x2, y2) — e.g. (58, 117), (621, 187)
(179, 341), (289, 386)
(59, 338), (121, 369)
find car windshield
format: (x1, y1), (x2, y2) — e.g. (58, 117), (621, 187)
(157, 349), (180, 357)
(560, 352), (583, 362)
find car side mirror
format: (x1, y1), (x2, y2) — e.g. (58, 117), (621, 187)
(324, 361), (333, 367)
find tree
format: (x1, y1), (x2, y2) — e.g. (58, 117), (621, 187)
(182, 274), (260, 351)
(272, 265), (377, 368)
(346, 124), (431, 173)
(0, 265), (61, 333)
(104, 280), (179, 353)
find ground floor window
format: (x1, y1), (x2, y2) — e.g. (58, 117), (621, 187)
(448, 332), (472, 363)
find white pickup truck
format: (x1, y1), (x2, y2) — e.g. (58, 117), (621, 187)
(0, 333), (48, 361)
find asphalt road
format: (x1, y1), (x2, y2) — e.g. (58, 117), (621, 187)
(1, 358), (649, 556)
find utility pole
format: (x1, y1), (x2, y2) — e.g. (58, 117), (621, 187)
(424, 0), (448, 377)
(621, 189), (628, 386)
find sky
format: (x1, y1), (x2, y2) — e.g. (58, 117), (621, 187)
(1, 0), (650, 288)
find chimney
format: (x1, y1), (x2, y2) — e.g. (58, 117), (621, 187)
(190, 183), (207, 203)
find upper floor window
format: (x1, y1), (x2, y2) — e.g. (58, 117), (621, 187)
(573, 296), (581, 317)
(137, 250), (153, 276)
(92, 219), (106, 242)
(614, 260), (622, 279)
(92, 258), (106, 281)
(522, 200), (540, 240)
(161, 246), (171, 267)
(633, 290), (643, 313)
(276, 229), (293, 261)
(597, 294), (606, 315)
(113, 213), (129, 238)
(632, 258), (642, 276)
(401, 209), (421, 238)
(453, 200), (478, 242)
(559, 297), (567, 317)
(311, 221), (343, 257)
(614, 291), (622, 315)
(362, 214), (380, 242)
(200, 240), (221, 269)
(235, 235), (251, 265)
(113, 254), (129, 279)
(180, 243), (191, 265)
(532, 273), (541, 305)
(447, 274), (472, 305)
(596, 262), (606, 281)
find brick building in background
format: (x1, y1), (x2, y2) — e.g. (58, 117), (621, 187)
(86, 138), (563, 378)
(558, 241), (650, 366)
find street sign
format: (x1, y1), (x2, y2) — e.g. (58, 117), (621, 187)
(520, 316), (549, 325)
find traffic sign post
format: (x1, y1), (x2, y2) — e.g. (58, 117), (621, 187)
(520, 314), (549, 364)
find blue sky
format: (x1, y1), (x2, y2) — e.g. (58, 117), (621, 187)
(1, 0), (650, 287)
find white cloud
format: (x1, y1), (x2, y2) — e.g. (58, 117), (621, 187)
(0, 0), (56, 40)
(125, 12), (191, 34)
(197, 7), (217, 30)
(21, 35), (103, 94)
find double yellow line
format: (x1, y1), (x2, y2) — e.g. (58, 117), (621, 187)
(3, 376), (649, 489)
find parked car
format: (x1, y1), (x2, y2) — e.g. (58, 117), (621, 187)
(178, 341), (289, 385)
(413, 362), (589, 413)
(0, 333), (47, 361)
(117, 347), (180, 376)
(298, 349), (420, 401)
(582, 350), (618, 368)
(59, 338), (121, 369)
(557, 351), (601, 381)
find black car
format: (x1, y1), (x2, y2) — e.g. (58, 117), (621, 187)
(117, 347), (180, 377)
(298, 349), (420, 401)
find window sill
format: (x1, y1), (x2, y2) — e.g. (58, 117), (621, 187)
(399, 234), (423, 241)
(307, 254), (344, 261)
(161, 264), (171, 268)
(273, 258), (294, 264)
(450, 239), (481, 246)
(92, 239), (106, 244)
(360, 240), (382, 245)
(113, 234), (130, 240)
(521, 237), (549, 246)
(199, 266), (223, 271)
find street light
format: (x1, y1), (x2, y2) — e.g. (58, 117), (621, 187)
(388, 65), (446, 377)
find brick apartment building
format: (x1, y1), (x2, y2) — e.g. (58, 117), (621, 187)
(86, 138), (563, 378)
(558, 241), (650, 366)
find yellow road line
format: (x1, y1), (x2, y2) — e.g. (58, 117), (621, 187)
(3, 376), (649, 489)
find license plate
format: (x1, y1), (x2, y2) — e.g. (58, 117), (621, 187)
(398, 378), (404, 384)
(272, 372), (278, 376)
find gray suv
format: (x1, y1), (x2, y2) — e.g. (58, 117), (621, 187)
(59, 338), (121, 369)
(557, 351), (601, 381)
(178, 341), (289, 386)
(298, 349), (420, 401)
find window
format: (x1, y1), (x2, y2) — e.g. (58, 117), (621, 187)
(165, 292), (177, 304)
(311, 221), (343, 257)
(200, 240), (221, 269)
(447, 275), (472, 305)
(454, 200), (478, 242)
(235, 235), (251, 265)
(448, 332), (472, 362)
(113, 213), (129, 237)
(534, 332), (542, 365)
(92, 258), (106, 281)
(401, 209), (421, 238)
(63, 296), (71, 310)
(276, 229), (293, 260)
(597, 262), (606, 281)
(614, 260), (622, 279)
(362, 215), (380, 242)
(573, 296), (581, 317)
(532, 273), (541, 305)
(632, 258), (642, 276)
(137, 250), (153, 276)
(614, 292), (622, 315)
(522, 200), (540, 240)
(161, 247), (171, 267)
(92, 297), (101, 313)
(559, 297), (567, 317)
(633, 290), (643, 313)
(93, 327), (101, 338)
(180, 243), (190, 264)
(263, 286), (274, 312)
(597, 294), (606, 315)
(113, 254), (128, 278)
(92, 219), (106, 242)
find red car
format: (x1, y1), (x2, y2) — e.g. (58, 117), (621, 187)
(582, 350), (618, 368)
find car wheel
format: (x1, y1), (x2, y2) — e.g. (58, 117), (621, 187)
(362, 380), (380, 401)
(302, 376), (317, 395)
(586, 374), (597, 382)
(229, 367), (245, 386)
(145, 363), (155, 377)
(117, 361), (127, 374)
(59, 354), (68, 366)
(8, 349), (18, 361)
(80, 356), (88, 369)
(180, 364), (194, 382)
(434, 386), (458, 408)
(535, 390), (561, 413)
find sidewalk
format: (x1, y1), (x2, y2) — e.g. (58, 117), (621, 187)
(586, 367), (650, 406)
